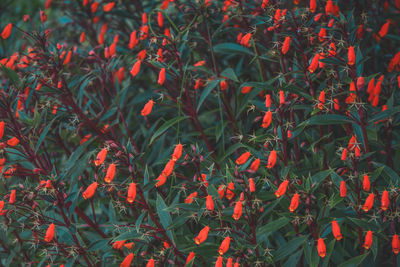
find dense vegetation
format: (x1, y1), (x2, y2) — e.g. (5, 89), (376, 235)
(0, 0), (400, 266)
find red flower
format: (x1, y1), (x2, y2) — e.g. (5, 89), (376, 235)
(172, 144), (183, 161)
(184, 192), (198, 204)
(347, 46), (356, 66)
(94, 148), (107, 166)
(130, 60), (141, 77)
(362, 175), (370, 191)
(289, 193), (300, 212)
(378, 20), (390, 38)
(282, 36), (290, 54)
(362, 193), (374, 212)
(266, 150), (277, 169)
(158, 68), (166, 85)
(235, 151), (250, 165)
(0, 121), (4, 140)
(9, 189), (15, 204)
(185, 252), (195, 266)
(332, 220), (343, 240)
(262, 111), (272, 128)
(265, 94), (271, 108)
(215, 256), (223, 267)
(249, 158), (260, 172)
(240, 33), (252, 47)
(381, 190), (389, 211)
(218, 236), (231, 255)
(363, 231), (373, 250)
(341, 148), (348, 161)
(127, 183), (136, 203)
(44, 223), (55, 242)
(141, 100), (154, 116)
(82, 182), (98, 199)
(275, 180), (289, 198)
(206, 195), (214, 211)
(248, 178), (255, 192)
(120, 253), (134, 267)
(340, 181), (347, 197)
(226, 182), (235, 200)
(146, 258), (155, 267)
(310, 0), (317, 12)
(317, 238), (326, 258)
(7, 137), (19, 147)
(104, 164), (116, 183)
(112, 240), (126, 250)
(1, 23), (12, 39)
(232, 201), (243, 220)
(194, 225), (210, 245)
(308, 53), (320, 73)
(103, 2), (115, 12)
(393, 234), (400, 254)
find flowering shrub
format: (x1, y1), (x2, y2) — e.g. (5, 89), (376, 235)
(0, 0), (400, 266)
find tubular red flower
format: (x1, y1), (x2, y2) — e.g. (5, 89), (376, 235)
(103, 2), (115, 12)
(362, 175), (370, 191)
(232, 201), (243, 220)
(194, 225), (210, 245)
(262, 111), (272, 128)
(141, 100), (154, 116)
(130, 60), (141, 77)
(282, 36), (290, 54)
(185, 252), (195, 266)
(381, 190), (389, 211)
(235, 151), (250, 165)
(332, 220), (343, 240)
(266, 150), (277, 169)
(104, 163), (116, 183)
(275, 180), (289, 198)
(1, 23), (12, 39)
(82, 182), (98, 199)
(0, 121), (4, 140)
(348, 46), (356, 66)
(9, 189), (15, 204)
(362, 193), (374, 212)
(250, 158), (260, 172)
(393, 234), (400, 254)
(95, 148), (107, 166)
(248, 178), (255, 192)
(146, 258), (155, 267)
(289, 193), (300, 212)
(206, 195), (214, 211)
(158, 68), (166, 85)
(340, 181), (347, 197)
(44, 223), (55, 242)
(317, 238), (326, 258)
(310, 0), (317, 12)
(184, 192), (198, 204)
(127, 183), (136, 203)
(120, 253), (134, 267)
(363, 231), (373, 250)
(218, 236), (231, 255)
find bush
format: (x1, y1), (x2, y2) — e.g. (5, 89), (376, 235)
(0, 0), (399, 266)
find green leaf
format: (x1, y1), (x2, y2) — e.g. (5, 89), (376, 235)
(257, 217), (290, 237)
(274, 235), (307, 261)
(156, 194), (174, 243)
(299, 114), (354, 126)
(220, 68), (239, 82)
(150, 116), (189, 144)
(35, 118), (56, 152)
(1, 65), (19, 87)
(213, 43), (253, 55)
(197, 78), (219, 112)
(337, 252), (369, 267)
